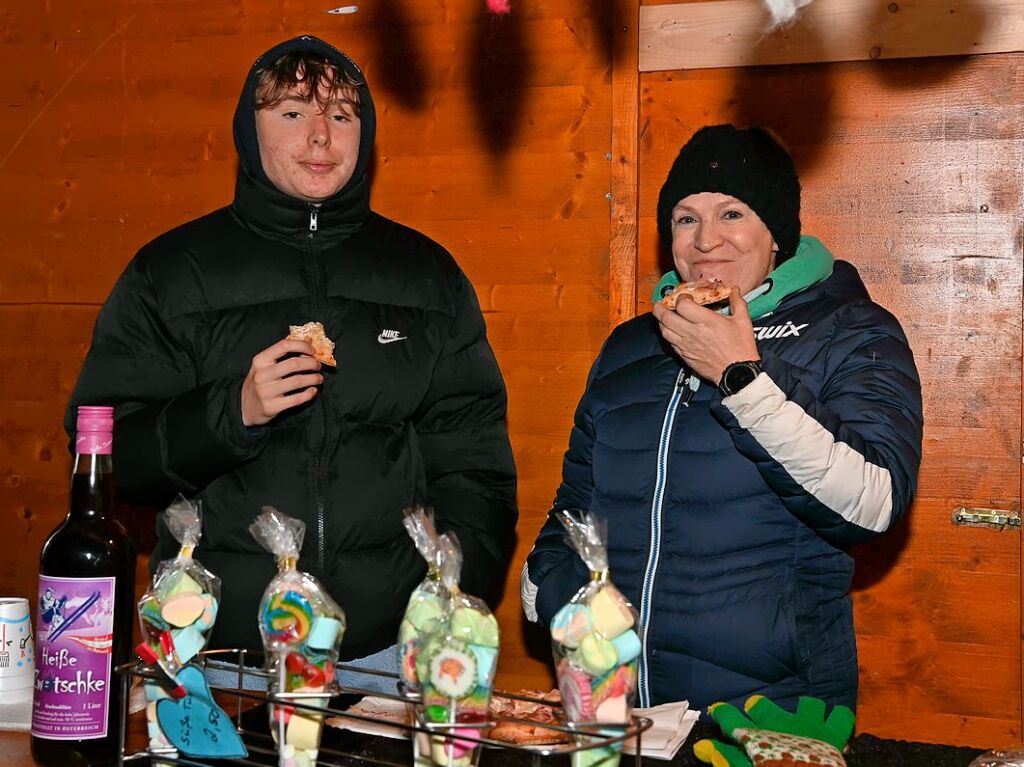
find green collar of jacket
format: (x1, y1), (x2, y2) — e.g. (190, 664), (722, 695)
(651, 235), (835, 320)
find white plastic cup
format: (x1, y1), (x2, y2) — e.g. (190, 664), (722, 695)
(0, 597), (34, 704)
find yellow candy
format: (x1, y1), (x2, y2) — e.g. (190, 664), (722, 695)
(590, 587), (634, 638)
(161, 593), (205, 628)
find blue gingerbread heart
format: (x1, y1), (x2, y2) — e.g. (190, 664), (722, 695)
(155, 666), (248, 759)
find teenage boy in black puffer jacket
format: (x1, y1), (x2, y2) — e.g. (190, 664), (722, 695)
(67, 36), (517, 674)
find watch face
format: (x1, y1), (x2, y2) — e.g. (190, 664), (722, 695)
(724, 362), (759, 395)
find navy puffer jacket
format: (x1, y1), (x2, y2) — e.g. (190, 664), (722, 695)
(522, 252), (922, 712)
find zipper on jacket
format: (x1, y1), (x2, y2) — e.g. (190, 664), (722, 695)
(307, 203), (327, 573)
(637, 367), (689, 707)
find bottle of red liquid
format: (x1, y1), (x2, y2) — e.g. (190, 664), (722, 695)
(31, 406), (136, 766)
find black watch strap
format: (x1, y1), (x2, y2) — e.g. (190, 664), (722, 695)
(718, 360), (763, 397)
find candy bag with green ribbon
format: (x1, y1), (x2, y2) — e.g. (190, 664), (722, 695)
(251, 507), (346, 767)
(398, 507), (447, 689)
(415, 532), (500, 767)
(551, 510), (640, 767)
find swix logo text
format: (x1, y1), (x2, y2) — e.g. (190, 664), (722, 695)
(753, 321), (807, 340)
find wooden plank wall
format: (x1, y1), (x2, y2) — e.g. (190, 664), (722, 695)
(635, 9), (1024, 742)
(5, 0), (1021, 748)
(0, 0), (616, 691)
(639, 0), (1024, 71)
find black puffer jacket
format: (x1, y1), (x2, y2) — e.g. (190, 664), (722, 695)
(66, 36), (517, 660)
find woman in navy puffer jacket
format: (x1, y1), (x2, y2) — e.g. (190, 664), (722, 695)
(521, 125), (923, 713)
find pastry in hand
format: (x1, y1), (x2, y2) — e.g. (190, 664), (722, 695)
(662, 279), (732, 309)
(287, 322), (337, 366)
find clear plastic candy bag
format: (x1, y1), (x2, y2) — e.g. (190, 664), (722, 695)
(970, 747), (1024, 767)
(251, 507), (346, 767)
(415, 533), (500, 767)
(550, 511), (640, 767)
(135, 496), (222, 752)
(397, 507), (446, 689)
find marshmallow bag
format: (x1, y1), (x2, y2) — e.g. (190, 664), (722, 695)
(397, 507), (446, 689)
(415, 533), (500, 767)
(550, 511), (640, 767)
(251, 508), (346, 767)
(136, 497), (222, 752)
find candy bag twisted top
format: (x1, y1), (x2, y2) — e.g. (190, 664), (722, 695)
(415, 533), (500, 767)
(250, 507), (346, 767)
(138, 495), (222, 671)
(398, 507), (447, 688)
(551, 511), (640, 767)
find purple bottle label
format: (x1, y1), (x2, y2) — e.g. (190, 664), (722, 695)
(31, 575), (116, 740)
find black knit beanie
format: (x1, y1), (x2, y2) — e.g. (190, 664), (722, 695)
(656, 125), (802, 264)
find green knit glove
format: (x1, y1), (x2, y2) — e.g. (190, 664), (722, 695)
(693, 737), (752, 767)
(693, 696), (855, 767)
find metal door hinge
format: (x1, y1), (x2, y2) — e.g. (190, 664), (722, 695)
(952, 507), (1021, 530)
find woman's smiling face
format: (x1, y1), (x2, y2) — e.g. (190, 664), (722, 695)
(669, 192), (778, 294)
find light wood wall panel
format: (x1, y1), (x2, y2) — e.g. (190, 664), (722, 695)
(637, 53), (1024, 746)
(0, 0), (617, 691)
(639, 0), (1024, 72)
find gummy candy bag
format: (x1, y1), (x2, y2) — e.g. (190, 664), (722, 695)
(415, 533), (500, 767)
(251, 507), (346, 767)
(397, 507), (446, 689)
(550, 511), (640, 767)
(135, 496), (222, 753)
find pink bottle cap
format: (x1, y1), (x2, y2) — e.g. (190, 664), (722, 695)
(76, 405), (114, 455)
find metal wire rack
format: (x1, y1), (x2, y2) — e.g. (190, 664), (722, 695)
(117, 649), (652, 767)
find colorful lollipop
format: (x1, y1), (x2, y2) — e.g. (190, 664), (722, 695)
(263, 590), (315, 645)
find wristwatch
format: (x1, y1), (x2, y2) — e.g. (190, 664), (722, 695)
(718, 360), (763, 397)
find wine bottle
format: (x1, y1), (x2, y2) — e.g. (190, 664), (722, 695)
(31, 406), (137, 766)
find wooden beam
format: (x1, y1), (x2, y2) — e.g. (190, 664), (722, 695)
(1020, 213), (1024, 742)
(640, 0), (1024, 72)
(609, 0), (641, 328)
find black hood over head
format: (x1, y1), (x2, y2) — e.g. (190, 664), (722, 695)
(231, 35), (377, 244)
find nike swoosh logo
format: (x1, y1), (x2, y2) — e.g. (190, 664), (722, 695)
(377, 334), (407, 344)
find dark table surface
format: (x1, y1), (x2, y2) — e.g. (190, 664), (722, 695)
(321, 714), (988, 767)
(1, 695), (984, 767)
(330, 724), (986, 767)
